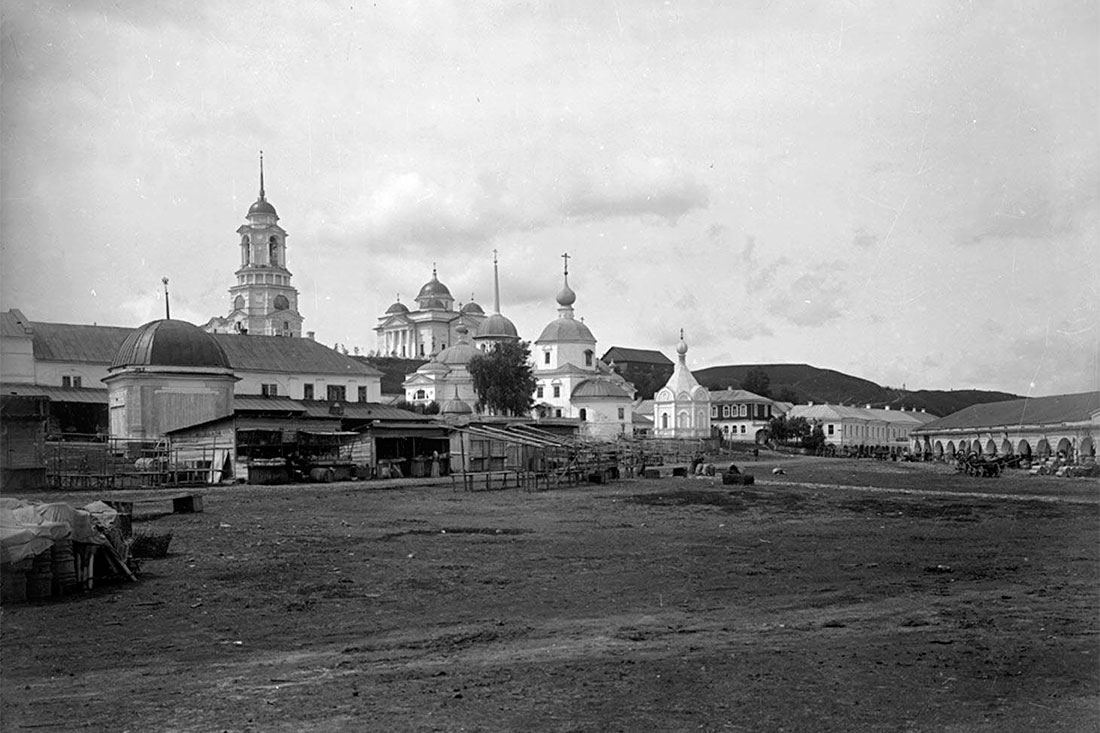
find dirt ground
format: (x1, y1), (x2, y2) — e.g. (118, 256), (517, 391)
(2, 455), (1097, 732)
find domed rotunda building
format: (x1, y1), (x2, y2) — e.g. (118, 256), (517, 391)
(103, 320), (239, 439)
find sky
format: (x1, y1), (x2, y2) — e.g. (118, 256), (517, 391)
(2, 0), (1097, 397)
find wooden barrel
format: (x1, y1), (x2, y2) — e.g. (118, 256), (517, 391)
(1, 562), (29, 604)
(26, 552), (53, 600)
(51, 538), (78, 596)
(309, 467), (335, 483)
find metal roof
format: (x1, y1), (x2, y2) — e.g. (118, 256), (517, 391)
(16, 317), (381, 377)
(298, 401), (429, 421)
(212, 333), (382, 377)
(1, 384), (108, 404)
(29, 321), (133, 363)
(708, 388), (771, 404)
(233, 395), (306, 413)
(601, 347), (673, 365)
(913, 391), (1100, 433)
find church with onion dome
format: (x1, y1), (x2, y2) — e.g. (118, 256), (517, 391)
(653, 330), (711, 438)
(202, 153), (305, 338)
(531, 254), (635, 437)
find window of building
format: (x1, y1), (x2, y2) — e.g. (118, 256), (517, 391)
(419, 344), (425, 356)
(62, 376), (71, 388)
(415, 389), (426, 400)
(827, 424), (834, 436)
(73, 376), (81, 388)
(723, 405), (731, 418)
(661, 413), (669, 429)
(579, 408), (587, 421)
(710, 406), (718, 418)
(618, 407), (625, 420)
(303, 383), (314, 400)
(552, 385), (561, 398)
(740, 425), (746, 434)
(358, 386), (367, 402)
(261, 383), (278, 397)
(544, 351), (551, 365)
(555, 409), (562, 418)
(327, 385), (346, 402)
(536, 386), (544, 399)
(584, 350), (593, 367)
(739, 404), (748, 417)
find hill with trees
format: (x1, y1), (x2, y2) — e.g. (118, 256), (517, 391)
(355, 356), (427, 395)
(692, 363), (1020, 417)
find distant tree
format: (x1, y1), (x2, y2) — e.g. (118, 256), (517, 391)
(742, 367), (772, 398)
(801, 424), (826, 452)
(776, 386), (799, 404)
(423, 400), (440, 415)
(469, 341), (537, 416)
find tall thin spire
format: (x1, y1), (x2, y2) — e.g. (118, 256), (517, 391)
(258, 150), (266, 201)
(162, 277), (171, 320)
(492, 249), (501, 314)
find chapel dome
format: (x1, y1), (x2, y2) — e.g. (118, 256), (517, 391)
(571, 379), (629, 400)
(537, 317), (595, 344)
(437, 341), (481, 366)
(441, 392), (474, 415)
(460, 301), (484, 315)
(247, 198), (278, 217)
(476, 313), (519, 340)
(423, 298), (447, 311)
(386, 301), (410, 315)
(417, 274), (452, 300)
(111, 320), (231, 371)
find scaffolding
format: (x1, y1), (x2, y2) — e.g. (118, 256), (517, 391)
(43, 434), (228, 490)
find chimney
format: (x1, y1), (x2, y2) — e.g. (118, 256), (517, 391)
(306, 331), (315, 341)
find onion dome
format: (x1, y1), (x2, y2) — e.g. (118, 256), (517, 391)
(441, 387), (473, 415)
(417, 269), (452, 300)
(460, 301), (484, 315)
(556, 281), (576, 307)
(571, 378), (629, 400)
(476, 313), (519, 340)
(110, 320), (231, 371)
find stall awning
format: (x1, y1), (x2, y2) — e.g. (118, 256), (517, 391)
(1, 384), (108, 404)
(369, 421), (450, 439)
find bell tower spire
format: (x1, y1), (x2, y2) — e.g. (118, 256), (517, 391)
(258, 150), (266, 201)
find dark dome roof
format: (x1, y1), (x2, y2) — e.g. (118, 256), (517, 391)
(417, 274), (452, 300)
(572, 378), (629, 400)
(475, 313), (519, 340)
(111, 320), (231, 370)
(537, 317), (595, 343)
(386, 301), (410, 315)
(460, 301), (484, 315)
(423, 298), (447, 311)
(248, 198), (278, 217)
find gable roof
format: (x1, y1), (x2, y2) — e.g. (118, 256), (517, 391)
(914, 391), (1100, 433)
(1, 309), (33, 338)
(211, 333), (382, 377)
(601, 347), (672, 366)
(29, 321), (134, 363)
(709, 388), (770, 404)
(17, 317), (381, 378)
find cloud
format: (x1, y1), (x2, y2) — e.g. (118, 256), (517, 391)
(561, 156), (710, 224)
(767, 270), (847, 327)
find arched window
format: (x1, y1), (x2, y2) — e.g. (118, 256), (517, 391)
(242, 236), (251, 265)
(269, 236), (279, 266)
(584, 350), (593, 367)
(579, 409), (587, 421)
(661, 413), (669, 429)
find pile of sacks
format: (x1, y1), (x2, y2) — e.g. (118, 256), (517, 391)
(0, 499), (134, 604)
